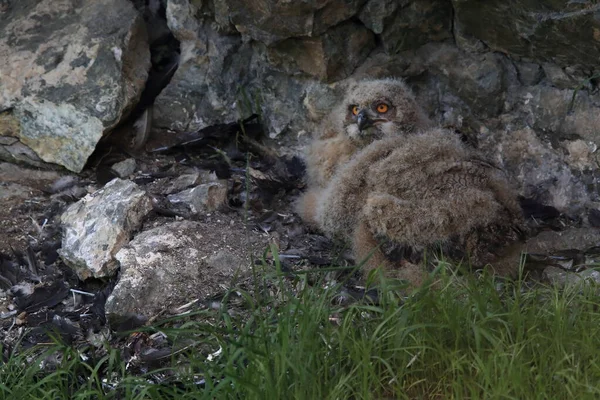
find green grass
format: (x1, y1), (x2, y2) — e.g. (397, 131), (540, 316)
(3, 263), (600, 399)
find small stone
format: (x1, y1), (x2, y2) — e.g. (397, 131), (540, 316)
(542, 266), (581, 288)
(167, 181), (228, 214)
(16, 311), (27, 325)
(111, 158), (137, 178)
(580, 269), (600, 285)
(163, 172), (201, 195)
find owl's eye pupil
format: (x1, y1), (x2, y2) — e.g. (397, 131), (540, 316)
(377, 104), (389, 113)
(351, 106), (359, 116)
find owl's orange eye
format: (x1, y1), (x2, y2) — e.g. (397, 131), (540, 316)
(376, 103), (389, 113)
(351, 106), (360, 116)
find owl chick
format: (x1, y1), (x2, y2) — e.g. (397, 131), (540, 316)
(297, 78), (432, 227)
(313, 128), (525, 286)
(306, 78), (432, 187)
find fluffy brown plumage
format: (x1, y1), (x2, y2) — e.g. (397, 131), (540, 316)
(297, 78), (432, 227)
(297, 78), (525, 285)
(313, 128), (525, 285)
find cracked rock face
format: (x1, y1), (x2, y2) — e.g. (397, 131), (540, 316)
(59, 179), (153, 280)
(0, 0), (150, 172)
(452, 0), (600, 70)
(267, 21), (376, 83)
(359, 0), (452, 54)
(222, 0), (368, 45)
(2, 0), (600, 232)
(479, 126), (591, 215)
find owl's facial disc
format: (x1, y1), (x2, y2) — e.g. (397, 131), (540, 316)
(347, 101), (393, 140)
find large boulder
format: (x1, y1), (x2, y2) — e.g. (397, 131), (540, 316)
(452, 0), (600, 70)
(223, 0), (368, 44)
(105, 219), (267, 325)
(0, 0), (150, 172)
(152, 0), (255, 133)
(359, 0), (452, 54)
(479, 126), (591, 215)
(267, 21), (376, 83)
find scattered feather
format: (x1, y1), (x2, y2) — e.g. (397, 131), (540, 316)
(14, 280), (70, 313)
(132, 106), (153, 150)
(47, 175), (78, 194)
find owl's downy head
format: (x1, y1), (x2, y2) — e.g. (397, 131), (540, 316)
(340, 78), (431, 142)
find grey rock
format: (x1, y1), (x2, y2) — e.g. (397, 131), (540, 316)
(0, 111), (49, 168)
(12, 100), (105, 173)
(267, 21), (376, 82)
(525, 228), (600, 255)
(223, 0), (367, 45)
(163, 171), (217, 195)
(352, 49), (423, 81)
(0, 0), (150, 172)
(359, 0), (452, 54)
(515, 61), (544, 86)
(111, 158), (137, 178)
(542, 266), (582, 288)
(480, 126), (590, 214)
(302, 82), (340, 122)
(0, 136), (17, 146)
(543, 267), (600, 289)
(542, 63), (578, 89)
(420, 43), (506, 118)
(452, 0), (600, 70)
(261, 72), (311, 138)
(561, 140), (597, 171)
(163, 172), (201, 195)
(511, 86), (600, 144)
(580, 269), (600, 284)
(530, 229), (600, 288)
(167, 181), (228, 214)
(358, 0), (405, 34)
(59, 179), (153, 280)
(154, 3), (254, 132)
(0, 140), (48, 169)
(452, 18), (488, 53)
(105, 219), (264, 323)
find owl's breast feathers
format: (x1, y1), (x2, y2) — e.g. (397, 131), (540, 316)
(317, 129), (525, 268)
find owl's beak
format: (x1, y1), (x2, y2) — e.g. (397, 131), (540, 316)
(357, 110), (373, 131)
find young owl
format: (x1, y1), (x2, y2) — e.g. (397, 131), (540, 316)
(297, 78), (432, 227)
(312, 128), (526, 286)
(306, 78), (432, 187)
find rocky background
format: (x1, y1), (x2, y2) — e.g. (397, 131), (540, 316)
(1, 0), (600, 354)
(2, 0), (600, 215)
